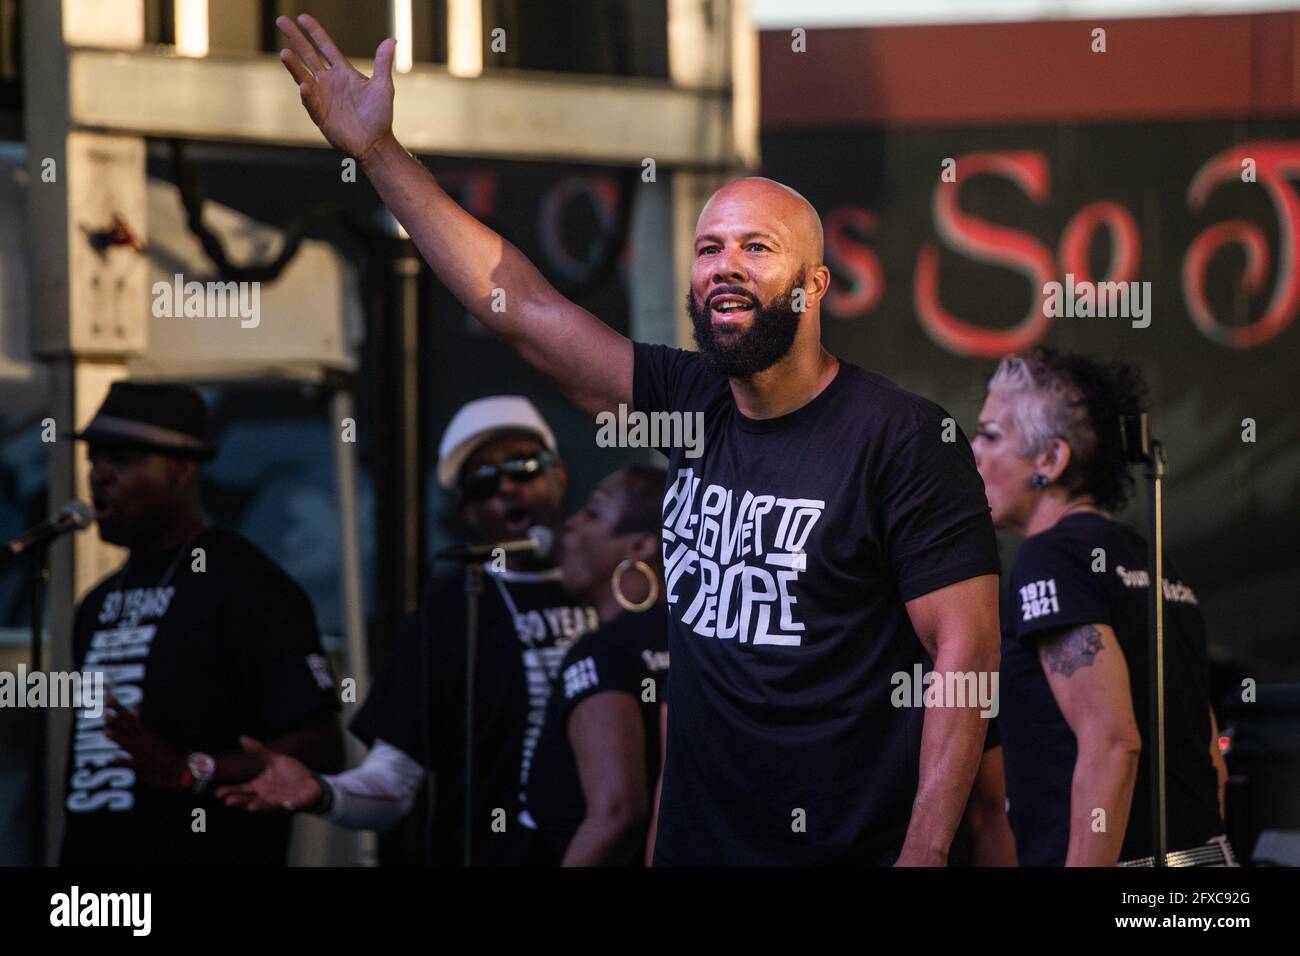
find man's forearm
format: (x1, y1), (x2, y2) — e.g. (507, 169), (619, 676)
(562, 811), (642, 867)
(268, 714), (345, 774)
(207, 721), (341, 787)
(899, 576), (1000, 865)
(968, 809), (1019, 866)
(960, 749), (1019, 866)
(1065, 743), (1139, 865)
(901, 701), (989, 863)
(361, 134), (554, 335)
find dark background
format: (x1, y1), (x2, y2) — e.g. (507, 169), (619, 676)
(763, 120), (1300, 680)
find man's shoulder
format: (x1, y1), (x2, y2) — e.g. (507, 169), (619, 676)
(84, 564), (124, 595)
(633, 340), (706, 370)
(834, 360), (954, 439)
(632, 341), (728, 405)
(839, 361), (948, 417)
(75, 569), (122, 618)
(199, 526), (309, 598)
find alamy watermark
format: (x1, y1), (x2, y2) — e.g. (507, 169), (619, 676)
(50, 886), (151, 936)
(152, 274), (261, 328)
(890, 665), (999, 718)
(1042, 273), (1151, 328)
(0, 666), (104, 718)
(596, 404), (703, 458)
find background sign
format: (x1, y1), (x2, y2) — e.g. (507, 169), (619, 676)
(764, 120), (1300, 676)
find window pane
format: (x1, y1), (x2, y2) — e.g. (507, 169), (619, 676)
(485, 0), (667, 78)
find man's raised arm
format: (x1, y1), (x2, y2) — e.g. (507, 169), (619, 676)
(277, 14), (632, 416)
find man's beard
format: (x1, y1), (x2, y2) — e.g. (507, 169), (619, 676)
(688, 268), (805, 378)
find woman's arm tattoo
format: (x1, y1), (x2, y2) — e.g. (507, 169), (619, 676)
(1042, 624), (1104, 677)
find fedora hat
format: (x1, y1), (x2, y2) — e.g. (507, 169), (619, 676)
(74, 382), (217, 461)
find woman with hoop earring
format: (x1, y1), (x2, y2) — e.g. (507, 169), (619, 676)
(522, 466), (670, 865)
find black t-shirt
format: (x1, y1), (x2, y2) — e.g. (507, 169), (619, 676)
(999, 513), (1222, 865)
(634, 342), (1000, 865)
(350, 565), (597, 865)
(60, 526), (339, 867)
(523, 603), (670, 862)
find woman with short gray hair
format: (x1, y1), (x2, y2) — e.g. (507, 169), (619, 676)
(972, 347), (1231, 867)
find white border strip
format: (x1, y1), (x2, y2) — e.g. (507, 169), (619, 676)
(752, 0), (1300, 28)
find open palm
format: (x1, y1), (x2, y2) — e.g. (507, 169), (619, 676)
(216, 736), (322, 814)
(277, 14), (396, 163)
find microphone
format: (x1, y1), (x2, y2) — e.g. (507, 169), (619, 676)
(4, 500), (93, 561)
(435, 525), (554, 563)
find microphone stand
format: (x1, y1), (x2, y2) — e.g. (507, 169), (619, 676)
(1124, 413), (1167, 867)
(432, 528), (552, 867)
(460, 562), (483, 867)
(29, 541), (50, 866)
(3, 509), (90, 864)
(1146, 440), (1168, 867)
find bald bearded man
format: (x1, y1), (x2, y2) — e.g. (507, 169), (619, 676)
(277, 14), (1001, 866)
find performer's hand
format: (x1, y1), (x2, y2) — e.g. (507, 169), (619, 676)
(276, 14), (397, 164)
(216, 736), (322, 814)
(105, 694), (187, 790)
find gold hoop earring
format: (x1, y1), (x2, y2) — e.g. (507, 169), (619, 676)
(611, 559), (658, 613)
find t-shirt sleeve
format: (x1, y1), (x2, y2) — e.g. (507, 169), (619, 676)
(230, 569), (340, 740)
(632, 341), (719, 421)
(1007, 533), (1112, 644)
(874, 414), (1001, 602)
(553, 637), (642, 729)
(348, 609), (444, 768)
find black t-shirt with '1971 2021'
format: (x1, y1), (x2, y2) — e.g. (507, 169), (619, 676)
(349, 565), (597, 866)
(523, 601), (669, 863)
(60, 526), (340, 867)
(633, 342), (1000, 866)
(999, 512), (1223, 866)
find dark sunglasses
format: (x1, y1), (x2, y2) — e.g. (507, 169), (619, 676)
(460, 450), (557, 501)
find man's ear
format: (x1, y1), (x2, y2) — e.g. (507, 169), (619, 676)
(805, 262), (832, 310)
(551, 459), (569, 498)
(1034, 438), (1072, 484)
(169, 457), (200, 494)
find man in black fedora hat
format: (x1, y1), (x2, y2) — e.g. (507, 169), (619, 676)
(60, 381), (344, 866)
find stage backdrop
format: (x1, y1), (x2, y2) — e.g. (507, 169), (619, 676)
(760, 120), (1300, 678)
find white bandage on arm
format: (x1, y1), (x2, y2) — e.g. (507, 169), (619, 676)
(319, 739), (426, 832)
